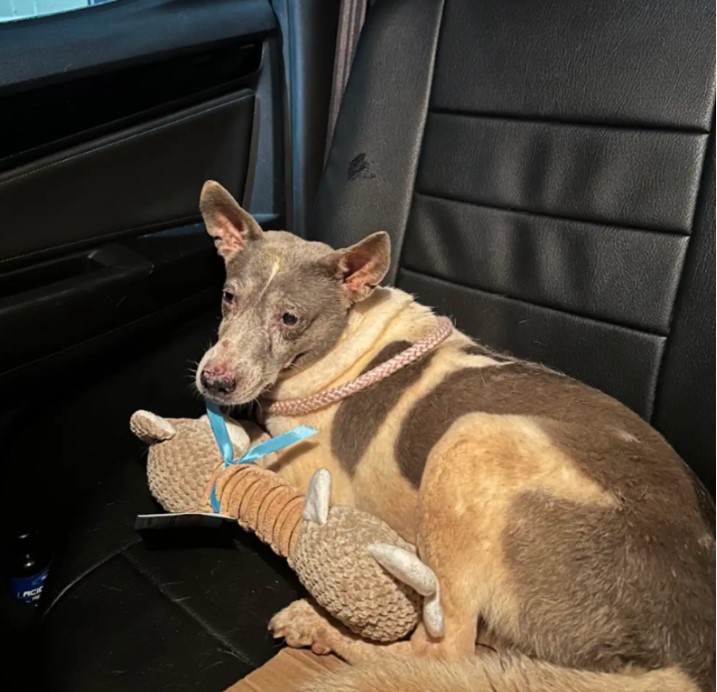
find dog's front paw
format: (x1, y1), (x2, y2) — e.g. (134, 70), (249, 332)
(269, 599), (333, 655)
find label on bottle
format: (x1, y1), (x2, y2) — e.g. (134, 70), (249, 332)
(11, 568), (49, 606)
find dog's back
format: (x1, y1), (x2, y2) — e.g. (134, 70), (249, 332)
(196, 186), (715, 691)
(262, 295), (715, 690)
(444, 358), (715, 687)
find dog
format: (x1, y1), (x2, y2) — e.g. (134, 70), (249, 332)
(195, 180), (715, 691)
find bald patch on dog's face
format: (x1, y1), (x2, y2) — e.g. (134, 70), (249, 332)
(223, 231), (349, 370)
(197, 231), (350, 404)
(195, 183), (392, 406)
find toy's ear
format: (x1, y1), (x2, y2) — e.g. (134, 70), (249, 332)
(303, 468), (331, 525)
(130, 410), (177, 444)
(368, 543), (445, 638)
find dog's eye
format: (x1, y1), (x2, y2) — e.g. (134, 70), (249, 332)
(222, 288), (236, 307)
(281, 312), (298, 326)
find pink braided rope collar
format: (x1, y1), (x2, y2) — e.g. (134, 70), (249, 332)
(264, 317), (454, 416)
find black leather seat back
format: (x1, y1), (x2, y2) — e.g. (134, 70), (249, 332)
(312, 0), (715, 488)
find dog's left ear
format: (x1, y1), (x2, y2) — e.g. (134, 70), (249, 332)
(329, 232), (391, 303)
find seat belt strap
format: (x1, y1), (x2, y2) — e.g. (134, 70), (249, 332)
(325, 0), (368, 164)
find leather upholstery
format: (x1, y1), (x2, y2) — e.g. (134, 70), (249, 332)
(653, 135), (716, 487)
(39, 0), (715, 689)
(314, 0), (715, 488)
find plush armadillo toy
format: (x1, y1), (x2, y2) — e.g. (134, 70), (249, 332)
(129, 409), (444, 643)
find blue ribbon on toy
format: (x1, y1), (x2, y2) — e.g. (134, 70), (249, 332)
(205, 400), (318, 513)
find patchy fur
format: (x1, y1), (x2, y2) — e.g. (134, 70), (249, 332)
(196, 185), (715, 692)
(331, 341), (436, 476)
(196, 182), (391, 406)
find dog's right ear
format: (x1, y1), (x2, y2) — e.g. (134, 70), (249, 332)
(199, 180), (263, 262)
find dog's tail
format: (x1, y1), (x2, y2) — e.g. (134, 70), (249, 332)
(301, 653), (699, 692)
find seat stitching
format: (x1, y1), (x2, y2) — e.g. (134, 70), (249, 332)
(399, 266), (671, 339)
(414, 190), (692, 237)
(429, 107), (709, 135)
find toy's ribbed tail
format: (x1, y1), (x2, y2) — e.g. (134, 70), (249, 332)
(204, 464), (304, 559)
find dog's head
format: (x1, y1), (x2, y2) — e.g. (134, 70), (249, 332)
(195, 181), (391, 405)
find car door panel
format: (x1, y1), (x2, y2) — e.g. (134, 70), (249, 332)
(0, 0), (284, 392)
(0, 90), (255, 265)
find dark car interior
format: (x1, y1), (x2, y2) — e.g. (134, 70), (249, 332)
(1, 0), (714, 690)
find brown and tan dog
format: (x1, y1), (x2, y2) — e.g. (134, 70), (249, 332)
(195, 181), (715, 692)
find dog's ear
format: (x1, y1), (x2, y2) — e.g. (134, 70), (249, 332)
(303, 468), (332, 525)
(199, 180), (263, 261)
(328, 232), (391, 303)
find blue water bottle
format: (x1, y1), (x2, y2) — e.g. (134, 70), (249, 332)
(10, 528), (50, 606)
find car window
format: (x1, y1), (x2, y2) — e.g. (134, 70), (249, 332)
(0, 0), (116, 23)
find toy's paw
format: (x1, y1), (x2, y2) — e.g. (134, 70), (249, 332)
(269, 599), (333, 655)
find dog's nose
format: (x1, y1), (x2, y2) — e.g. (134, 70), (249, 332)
(200, 367), (237, 395)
